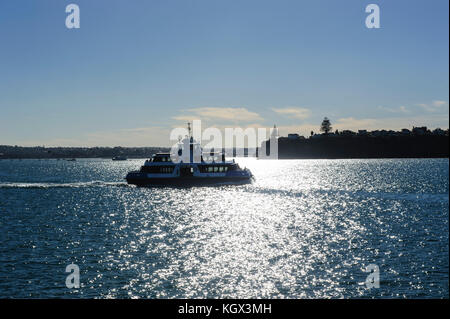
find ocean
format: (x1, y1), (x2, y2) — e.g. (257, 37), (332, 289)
(0, 158), (448, 298)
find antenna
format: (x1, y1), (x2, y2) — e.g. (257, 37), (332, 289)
(187, 122), (191, 137)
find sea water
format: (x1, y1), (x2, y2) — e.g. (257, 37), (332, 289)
(0, 158), (448, 298)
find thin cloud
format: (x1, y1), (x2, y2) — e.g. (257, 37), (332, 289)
(271, 107), (311, 120)
(417, 100), (448, 112)
(432, 100), (447, 107)
(334, 117), (379, 130)
(173, 107), (263, 123)
(377, 105), (409, 113)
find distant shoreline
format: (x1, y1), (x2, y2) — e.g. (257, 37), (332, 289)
(272, 135), (449, 159)
(0, 146), (170, 160)
(1, 129), (449, 160)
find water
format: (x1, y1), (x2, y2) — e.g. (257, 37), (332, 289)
(0, 158), (448, 298)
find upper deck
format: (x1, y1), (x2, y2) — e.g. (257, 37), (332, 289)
(143, 152), (235, 166)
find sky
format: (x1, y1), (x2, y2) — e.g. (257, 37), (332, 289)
(0, 0), (448, 147)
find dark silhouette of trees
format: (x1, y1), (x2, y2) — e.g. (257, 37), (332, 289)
(274, 134), (449, 159)
(320, 117), (332, 135)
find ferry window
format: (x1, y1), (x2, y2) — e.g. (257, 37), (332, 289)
(219, 167), (223, 172)
(224, 167), (228, 171)
(190, 167), (194, 173)
(214, 167), (218, 172)
(208, 167), (213, 172)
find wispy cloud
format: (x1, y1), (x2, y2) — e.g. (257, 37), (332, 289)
(334, 117), (379, 130)
(377, 105), (409, 113)
(271, 107), (311, 120)
(173, 107), (263, 123)
(432, 100), (447, 107)
(417, 100), (448, 112)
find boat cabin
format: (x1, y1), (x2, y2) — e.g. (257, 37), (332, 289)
(146, 153), (172, 163)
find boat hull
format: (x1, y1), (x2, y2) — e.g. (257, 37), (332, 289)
(126, 174), (252, 187)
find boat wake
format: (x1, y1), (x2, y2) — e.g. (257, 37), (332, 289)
(0, 180), (251, 189)
(0, 181), (130, 189)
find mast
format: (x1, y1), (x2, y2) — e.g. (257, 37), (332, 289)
(187, 122), (194, 163)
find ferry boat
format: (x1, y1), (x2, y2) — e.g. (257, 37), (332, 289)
(112, 156), (127, 161)
(125, 125), (253, 186)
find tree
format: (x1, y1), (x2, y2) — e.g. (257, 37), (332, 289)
(320, 117), (332, 135)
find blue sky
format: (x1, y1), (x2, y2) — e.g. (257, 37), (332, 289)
(0, 0), (448, 146)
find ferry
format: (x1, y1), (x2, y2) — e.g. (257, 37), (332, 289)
(125, 124), (253, 186)
(112, 156), (127, 161)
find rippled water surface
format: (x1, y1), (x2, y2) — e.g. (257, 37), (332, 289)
(0, 158), (448, 298)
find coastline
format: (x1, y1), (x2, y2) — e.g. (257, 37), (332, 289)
(1, 133), (449, 160)
(270, 135), (449, 160)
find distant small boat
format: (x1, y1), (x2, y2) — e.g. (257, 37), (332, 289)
(66, 158), (76, 162)
(112, 156), (127, 161)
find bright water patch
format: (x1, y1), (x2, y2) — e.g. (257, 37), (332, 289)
(0, 158), (448, 298)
